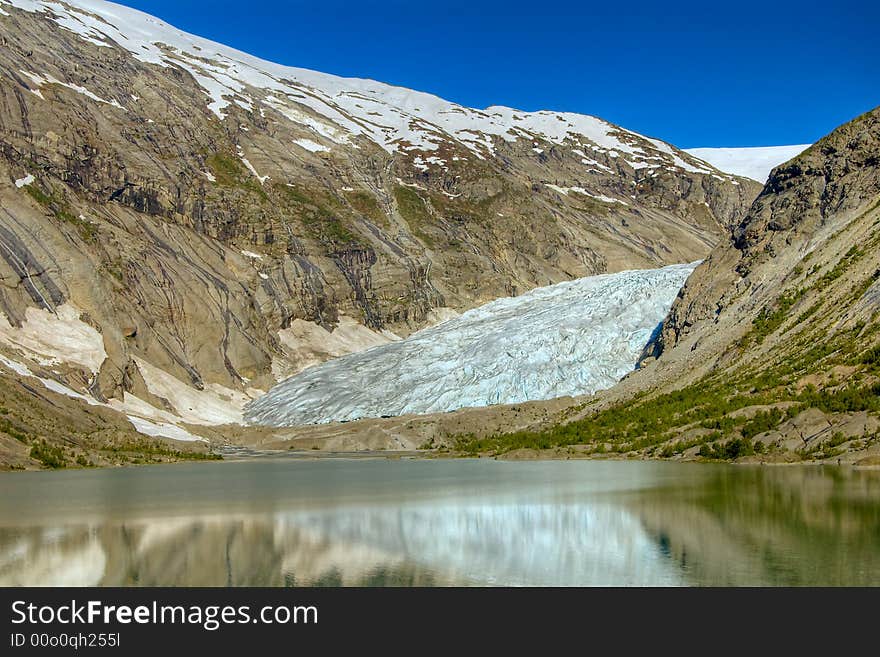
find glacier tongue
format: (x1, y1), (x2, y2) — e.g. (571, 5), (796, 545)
(245, 263), (698, 426)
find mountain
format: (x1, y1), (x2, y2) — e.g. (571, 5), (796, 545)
(684, 145), (811, 183)
(0, 0), (759, 466)
(459, 106), (880, 464)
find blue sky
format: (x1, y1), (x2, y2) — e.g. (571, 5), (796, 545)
(120, 0), (877, 148)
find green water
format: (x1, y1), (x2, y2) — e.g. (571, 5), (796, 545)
(0, 458), (878, 586)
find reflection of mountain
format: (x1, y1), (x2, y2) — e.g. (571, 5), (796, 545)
(1, 462), (878, 587)
(0, 518), (442, 587)
(628, 467), (880, 586)
(277, 504), (684, 586)
(0, 503), (683, 586)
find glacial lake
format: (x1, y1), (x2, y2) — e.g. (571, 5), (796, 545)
(1, 458), (879, 586)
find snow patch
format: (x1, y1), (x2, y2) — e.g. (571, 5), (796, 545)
(572, 150), (613, 173)
(133, 357), (249, 425)
(545, 185), (628, 204)
(14, 173), (34, 188)
(0, 353), (31, 377)
(272, 316), (400, 381)
(0, 351), (211, 444)
(0, 353), (102, 407)
(0, 341), (222, 444)
(19, 69), (125, 110)
(126, 416), (205, 443)
(0, 305), (106, 373)
(292, 138), (330, 153)
(236, 149), (269, 184)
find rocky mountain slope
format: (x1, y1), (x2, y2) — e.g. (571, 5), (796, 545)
(0, 0), (760, 467)
(460, 106), (880, 464)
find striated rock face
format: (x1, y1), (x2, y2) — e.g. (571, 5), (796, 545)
(0, 0), (758, 460)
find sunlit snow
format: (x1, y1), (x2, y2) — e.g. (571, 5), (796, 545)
(2, 0), (729, 176)
(245, 263), (697, 426)
(684, 145), (811, 183)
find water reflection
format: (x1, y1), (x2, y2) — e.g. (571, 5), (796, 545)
(628, 465), (880, 586)
(0, 460), (878, 586)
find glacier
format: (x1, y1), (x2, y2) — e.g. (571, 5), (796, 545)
(245, 263), (697, 426)
(684, 145), (811, 183)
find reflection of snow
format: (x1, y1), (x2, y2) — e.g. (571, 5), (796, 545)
(247, 263), (697, 425)
(0, 503), (682, 586)
(0, 534), (105, 587)
(277, 501), (684, 586)
(0, 459), (691, 586)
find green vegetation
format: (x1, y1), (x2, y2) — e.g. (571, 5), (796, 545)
(750, 289), (805, 344)
(698, 437), (764, 460)
(24, 183), (98, 242)
(279, 184), (360, 246)
(102, 438), (222, 464)
(345, 190), (387, 226)
(740, 408), (784, 439)
(797, 382), (880, 414)
(454, 379), (777, 457)
(815, 245), (864, 290)
(29, 440), (66, 469)
(739, 227), (878, 348)
(99, 257), (127, 285)
(454, 338), (880, 461)
(205, 152), (268, 200)
(205, 152), (244, 186)
(0, 415), (30, 443)
(393, 185), (435, 246)
(23, 184), (52, 205)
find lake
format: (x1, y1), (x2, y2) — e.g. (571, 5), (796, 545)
(1, 458), (878, 586)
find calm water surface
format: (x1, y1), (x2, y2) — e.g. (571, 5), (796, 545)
(1, 458), (878, 586)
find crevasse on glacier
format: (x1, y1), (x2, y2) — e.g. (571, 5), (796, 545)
(245, 263), (698, 426)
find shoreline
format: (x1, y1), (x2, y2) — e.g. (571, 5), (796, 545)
(4, 443), (879, 474)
